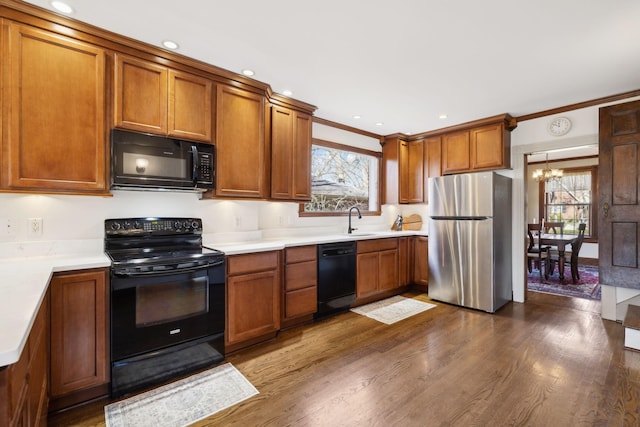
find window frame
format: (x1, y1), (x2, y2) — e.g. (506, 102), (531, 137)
(299, 138), (382, 217)
(538, 165), (598, 242)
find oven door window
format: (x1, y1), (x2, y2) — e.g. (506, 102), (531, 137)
(136, 276), (208, 327)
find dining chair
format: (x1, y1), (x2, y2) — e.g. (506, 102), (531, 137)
(544, 221), (564, 235)
(550, 223), (586, 283)
(543, 221), (564, 262)
(527, 223), (550, 280)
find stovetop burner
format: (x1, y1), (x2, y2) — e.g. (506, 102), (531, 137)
(104, 217), (225, 274)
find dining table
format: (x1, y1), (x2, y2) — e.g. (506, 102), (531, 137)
(539, 233), (579, 280)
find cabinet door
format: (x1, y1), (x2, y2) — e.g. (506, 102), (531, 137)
(398, 140), (410, 203)
(293, 111), (312, 200)
(407, 141), (424, 203)
(356, 252), (379, 298)
(424, 136), (442, 202)
(114, 54), (168, 134)
(271, 106), (294, 199)
(382, 138), (400, 205)
(471, 122), (506, 170)
(227, 269), (280, 345)
(168, 69), (212, 142)
(271, 107), (312, 200)
(4, 23), (107, 193)
(50, 269), (109, 397)
(378, 249), (399, 291)
(442, 131), (470, 174)
(413, 236), (429, 288)
(216, 85), (267, 198)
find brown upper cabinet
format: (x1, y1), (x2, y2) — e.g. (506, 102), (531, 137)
(214, 85), (269, 198)
(382, 137), (425, 204)
(1, 22), (108, 194)
(423, 136), (442, 202)
(114, 54), (213, 142)
(271, 106), (312, 201)
(441, 117), (513, 175)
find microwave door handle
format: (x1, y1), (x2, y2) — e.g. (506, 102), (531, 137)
(191, 145), (199, 185)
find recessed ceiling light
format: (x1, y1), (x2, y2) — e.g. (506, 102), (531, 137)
(241, 69), (255, 77)
(161, 40), (179, 50)
(51, 1), (74, 14)
(282, 90), (293, 97)
(375, 122), (384, 126)
(352, 115), (361, 120)
(439, 114), (448, 119)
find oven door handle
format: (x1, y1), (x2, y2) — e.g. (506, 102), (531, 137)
(112, 259), (224, 278)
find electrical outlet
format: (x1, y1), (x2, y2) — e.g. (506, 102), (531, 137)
(28, 218), (43, 237)
(0, 218), (15, 238)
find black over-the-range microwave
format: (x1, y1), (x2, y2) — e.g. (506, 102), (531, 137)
(111, 129), (215, 191)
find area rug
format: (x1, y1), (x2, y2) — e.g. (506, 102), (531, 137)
(527, 265), (601, 300)
(104, 363), (258, 427)
(351, 295), (436, 324)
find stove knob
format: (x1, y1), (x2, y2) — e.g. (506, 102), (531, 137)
(110, 222), (121, 231)
(183, 221), (191, 229)
(191, 221), (199, 230)
(123, 221), (132, 230)
(174, 221), (182, 230)
(133, 221), (142, 229)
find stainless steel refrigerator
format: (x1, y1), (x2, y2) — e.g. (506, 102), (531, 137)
(428, 171), (512, 313)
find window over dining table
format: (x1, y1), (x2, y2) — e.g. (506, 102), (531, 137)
(539, 166), (597, 240)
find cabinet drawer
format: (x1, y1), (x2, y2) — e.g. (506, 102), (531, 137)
(286, 245), (317, 264)
(357, 238), (398, 253)
(285, 287), (317, 318)
(286, 260), (317, 291)
(228, 251), (279, 275)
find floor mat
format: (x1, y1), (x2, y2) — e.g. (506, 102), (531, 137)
(351, 295), (436, 324)
(105, 363), (258, 427)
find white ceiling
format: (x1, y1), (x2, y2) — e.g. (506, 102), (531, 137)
(23, 0), (640, 136)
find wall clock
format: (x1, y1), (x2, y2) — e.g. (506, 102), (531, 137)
(547, 117), (572, 136)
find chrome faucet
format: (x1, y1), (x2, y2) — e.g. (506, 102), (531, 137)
(347, 206), (362, 234)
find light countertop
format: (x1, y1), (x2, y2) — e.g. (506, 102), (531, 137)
(0, 230), (426, 367)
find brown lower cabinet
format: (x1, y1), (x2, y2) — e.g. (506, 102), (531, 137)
(356, 238), (399, 301)
(0, 291), (49, 427)
(412, 236), (429, 291)
(283, 245), (317, 327)
(226, 251), (281, 352)
(49, 268), (110, 411)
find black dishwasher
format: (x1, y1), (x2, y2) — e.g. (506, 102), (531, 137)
(316, 241), (357, 319)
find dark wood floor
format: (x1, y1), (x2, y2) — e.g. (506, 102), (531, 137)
(49, 291), (640, 426)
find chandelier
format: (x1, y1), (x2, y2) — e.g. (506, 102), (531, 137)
(532, 153), (563, 182)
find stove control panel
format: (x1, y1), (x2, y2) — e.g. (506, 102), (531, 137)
(105, 217), (202, 236)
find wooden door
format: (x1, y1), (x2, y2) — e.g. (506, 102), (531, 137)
(168, 70), (213, 142)
(442, 131), (470, 174)
(471, 122), (506, 170)
(407, 141), (424, 203)
(293, 111), (312, 200)
(50, 269), (109, 397)
(423, 136), (442, 202)
(271, 106), (294, 199)
(378, 249), (399, 291)
(114, 54), (168, 134)
(382, 138), (400, 204)
(4, 23), (107, 193)
(227, 269), (280, 345)
(357, 252), (379, 298)
(599, 100), (640, 288)
(215, 85), (267, 198)
(413, 236), (429, 288)
(399, 140), (410, 203)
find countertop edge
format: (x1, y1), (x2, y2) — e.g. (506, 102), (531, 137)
(0, 255), (110, 367)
